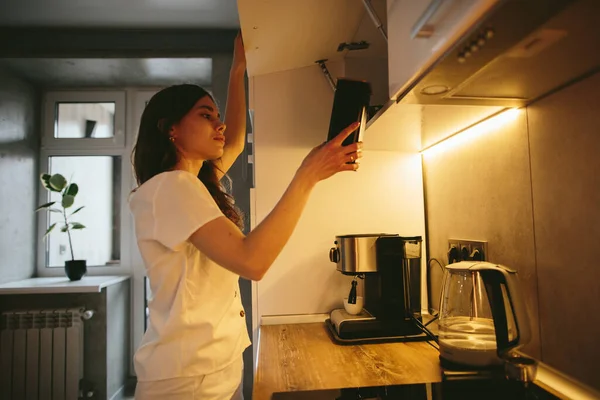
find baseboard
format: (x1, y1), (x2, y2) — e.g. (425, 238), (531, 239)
(260, 313), (329, 325)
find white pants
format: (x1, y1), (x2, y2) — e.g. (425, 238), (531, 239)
(134, 357), (244, 400)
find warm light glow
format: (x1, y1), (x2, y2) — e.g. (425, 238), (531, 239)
(420, 108), (521, 157)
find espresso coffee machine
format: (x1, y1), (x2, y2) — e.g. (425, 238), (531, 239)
(326, 234), (428, 343)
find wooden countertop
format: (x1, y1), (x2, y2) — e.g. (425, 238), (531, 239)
(253, 322), (442, 400)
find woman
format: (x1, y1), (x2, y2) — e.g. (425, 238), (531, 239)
(129, 34), (362, 400)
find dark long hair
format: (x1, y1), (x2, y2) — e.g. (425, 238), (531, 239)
(131, 84), (243, 229)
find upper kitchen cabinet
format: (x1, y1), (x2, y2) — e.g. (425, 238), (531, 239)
(387, 0), (499, 101)
(238, 0), (390, 105)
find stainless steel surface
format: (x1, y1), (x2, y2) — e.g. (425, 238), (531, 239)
(401, 238), (423, 316)
(402, 259), (411, 316)
(399, 0), (600, 107)
(331, 234), (396, 274)
(82, 309), (95, 320)
(411, 0), (445, 39)
(403, 258), (422, 316)
(504, 355), (538, 383)
(362, 0), (388, 42)
(330, 308), (375, 330)
(338, 234), (378, 274)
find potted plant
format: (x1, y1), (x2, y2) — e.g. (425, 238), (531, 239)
(36, 173), (87, 281)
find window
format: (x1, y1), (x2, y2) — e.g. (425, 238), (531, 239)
(44, 156), (122, 267)
(38, 91), (128, 271)
(54, 102), (116, 139)
(42, 91), (125, 148)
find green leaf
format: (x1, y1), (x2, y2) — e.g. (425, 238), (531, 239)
(35, 201), (56, 212)
(69, 206), (85, 216)
(40, 173), (52, 190)
(48, 208), (62, 214)
(62, 194), (75, 208)
(43, 222), (57, 238)
(60, 225), (69, 232)
(65, 183), (78, 197)
(49, 174), (67, 191)
(70, 223), (86, 230)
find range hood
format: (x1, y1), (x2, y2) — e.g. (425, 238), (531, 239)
(397, 0), (600, 107)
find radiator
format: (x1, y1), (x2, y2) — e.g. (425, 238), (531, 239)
(0, 307), (94, 400)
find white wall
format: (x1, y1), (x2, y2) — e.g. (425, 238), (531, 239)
(250, 63), (426, 325)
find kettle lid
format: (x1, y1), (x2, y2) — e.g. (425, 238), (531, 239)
(444, 261), (516, 274)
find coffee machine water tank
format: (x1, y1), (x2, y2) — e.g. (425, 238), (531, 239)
(438, 261), (531, 367)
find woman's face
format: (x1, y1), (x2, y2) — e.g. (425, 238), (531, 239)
(170, 95), (226, 162)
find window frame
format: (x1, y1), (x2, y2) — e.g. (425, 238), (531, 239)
(36, 90), (132, 276)
(42, 90), (126, 149)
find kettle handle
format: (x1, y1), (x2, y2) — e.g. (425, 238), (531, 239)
(480, 268), (531, 357)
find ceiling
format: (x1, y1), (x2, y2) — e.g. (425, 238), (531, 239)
(0, 0), (240, 29)
(0, 0), (239, 87)
(0, 58), (213, 88)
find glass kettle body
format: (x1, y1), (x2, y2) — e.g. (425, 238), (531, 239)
(438, 261), (531, 367)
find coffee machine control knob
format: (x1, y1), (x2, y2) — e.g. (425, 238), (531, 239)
(329, 247), (340, 263)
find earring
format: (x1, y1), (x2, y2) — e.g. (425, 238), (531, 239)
(169, 136), (175, 142)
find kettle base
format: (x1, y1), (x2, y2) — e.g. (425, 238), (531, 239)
(325, 318), (429, 345)
(439, 355), (505, 372)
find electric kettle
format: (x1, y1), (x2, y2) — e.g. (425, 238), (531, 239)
(438, 261), (531, 367)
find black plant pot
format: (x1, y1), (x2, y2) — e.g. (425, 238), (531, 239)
(65, 260), (87, 281)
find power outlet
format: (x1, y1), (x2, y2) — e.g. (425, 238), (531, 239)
(448, 239), (488, 262)
(447, 239), (461, 264)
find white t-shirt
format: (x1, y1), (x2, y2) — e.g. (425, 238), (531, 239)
(129, 170), (251, 382)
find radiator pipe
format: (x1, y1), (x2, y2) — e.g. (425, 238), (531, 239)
(82, 309), (95, 320)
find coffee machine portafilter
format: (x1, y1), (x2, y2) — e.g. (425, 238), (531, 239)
(326, 234), (429, 343)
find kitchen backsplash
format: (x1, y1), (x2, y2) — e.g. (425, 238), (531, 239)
(422, 71), (600, 390)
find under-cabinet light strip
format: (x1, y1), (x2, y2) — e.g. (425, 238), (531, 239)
(420, 108), (520, 156)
